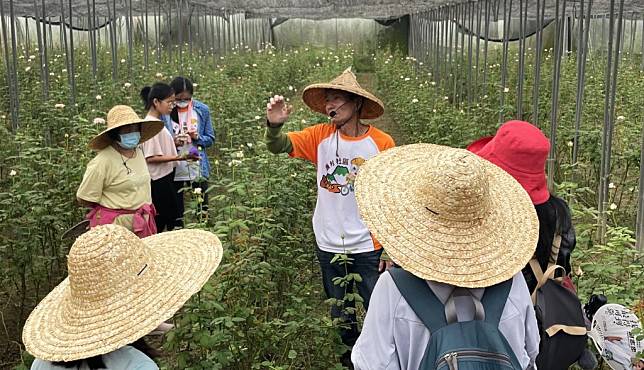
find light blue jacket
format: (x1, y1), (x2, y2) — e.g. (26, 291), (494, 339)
(161, 99), (215, 179)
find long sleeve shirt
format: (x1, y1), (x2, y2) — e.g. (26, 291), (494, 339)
(352, 271), (540, 370)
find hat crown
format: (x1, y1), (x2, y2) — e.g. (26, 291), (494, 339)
(329, 67), (362, 90)
(67, 225), (151, 307)
(105, 105), (142, 131)
(417, 150), (490, 222)
(488, 121), (550, 172)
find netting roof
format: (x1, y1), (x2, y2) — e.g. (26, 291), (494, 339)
(3, 0), (644, 20)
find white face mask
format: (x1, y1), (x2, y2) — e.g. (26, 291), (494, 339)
(176, 100), (190, 109)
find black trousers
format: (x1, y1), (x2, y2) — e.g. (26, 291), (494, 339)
(151, 171), (179, 232)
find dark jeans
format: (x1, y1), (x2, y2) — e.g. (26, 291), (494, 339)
(316, 247), (383, 347)
(174, 179), (209, 228)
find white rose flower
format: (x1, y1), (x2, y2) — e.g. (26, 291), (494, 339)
(608, 182), (615, 189)
(25, 67), (31, 72)
(55, 103), (65, 109)
(9, 169), (17, 176)
(93, 117), (106, 125)
(616, 115), (625, 121)
(123, 82), (132, 88)
(95, 95), (102, 100)
(411, 98), (419, 103)
(155, 72), (163, 78)
(503, 87), (510, 93)
(193, 187), (202, 195)
(609, 203), (617, 210)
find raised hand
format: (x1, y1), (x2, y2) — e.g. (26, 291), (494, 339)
(266, 95), (293, 126)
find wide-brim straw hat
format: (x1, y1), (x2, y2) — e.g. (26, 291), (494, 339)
(355, 143), (539, 288)
(89, 105), (164, 150)
(22, 224), (223, 362)
(467, 120), (551, 205)
(302, 67), (384, 119)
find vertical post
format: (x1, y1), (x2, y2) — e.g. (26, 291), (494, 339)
(177, 0), (184, 74)
(532, 0), (546, 127)
(126, 0), (133, 79)
(499, 0), (512, 123)
(8, 0), (19, 127)
(547, 0), (567, 192)
(598, 0), (626, 243)
(475, 0), (482, 100)
(107, 0), (117, 81)
(516, 0), (527, 118)
(483, 0), (490, 87)
(144, 0), (149, 69)
(42, 0), (50, 98)
(467, 1), (474, 106)
(572, 0), (593, 165)
(33, 0), (46, 99)
(0, 0), (18, 130)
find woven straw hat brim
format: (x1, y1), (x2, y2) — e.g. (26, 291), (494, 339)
(302, 83), (385, 119)
(355, 143), (539, 288)
(22, 229), (222, 362)
(88, 118), (164, 151)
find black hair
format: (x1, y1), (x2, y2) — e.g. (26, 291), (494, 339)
(523, 194), (577, 292)
(170, 76), (193, 96)
(140, 82), (174, 111)
(51, 338), (158, 369)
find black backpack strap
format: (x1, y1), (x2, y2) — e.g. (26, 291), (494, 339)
(389, 268), (447, 333)
(481, 278), (514, 326)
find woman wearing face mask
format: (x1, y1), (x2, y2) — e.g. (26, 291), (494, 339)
(76, 105), (164, 238)
(140, 83), (194, 232)
(163, 76), (215, 227)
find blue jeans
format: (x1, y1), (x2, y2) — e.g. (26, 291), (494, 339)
(316, 247), (383, 347)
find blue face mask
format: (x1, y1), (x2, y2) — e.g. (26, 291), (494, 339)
(117, 131), (141, 149)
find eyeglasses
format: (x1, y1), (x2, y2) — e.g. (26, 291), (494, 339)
(162, 99), (176, 107)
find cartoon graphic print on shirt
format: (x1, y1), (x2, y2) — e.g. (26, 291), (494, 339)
(320, 156), (366, 196)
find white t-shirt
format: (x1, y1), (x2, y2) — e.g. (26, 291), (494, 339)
(172, 108), (201, 181)
(352, 272), (540, 370)
(141, 115), (178, 181)
(287, 123), (395, 254)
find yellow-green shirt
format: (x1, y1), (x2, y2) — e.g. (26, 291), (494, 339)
(76, 145), (152, 230)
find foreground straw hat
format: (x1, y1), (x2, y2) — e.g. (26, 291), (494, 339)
(355, 143), (538, 288)
(302, 67), (384, 119)
(22, 224), (223, 362)
(89, 105), (164, 150)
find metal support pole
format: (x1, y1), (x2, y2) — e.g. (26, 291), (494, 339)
(499, 0), (512, 123)
(33, 0), (46, 99)
(547, 0), (567, 192)
(572, 0), (593, 164)
(517, 0), (528, 118)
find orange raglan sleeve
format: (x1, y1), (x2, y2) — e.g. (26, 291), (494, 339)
(287, 124), (334, 164)
(371, 128), (396, 152)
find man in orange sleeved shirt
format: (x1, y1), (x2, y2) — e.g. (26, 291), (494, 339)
(264, 68), (395, 360)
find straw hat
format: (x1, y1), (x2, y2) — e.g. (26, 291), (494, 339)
(88, 105), (164, 150)
(302, 67), (384, 119)
(355, 143), (539, 288)
(22, 224), (223, 362)
(467, 121), (551, 205)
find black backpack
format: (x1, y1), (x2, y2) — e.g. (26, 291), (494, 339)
(529, 234), (587, 370)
